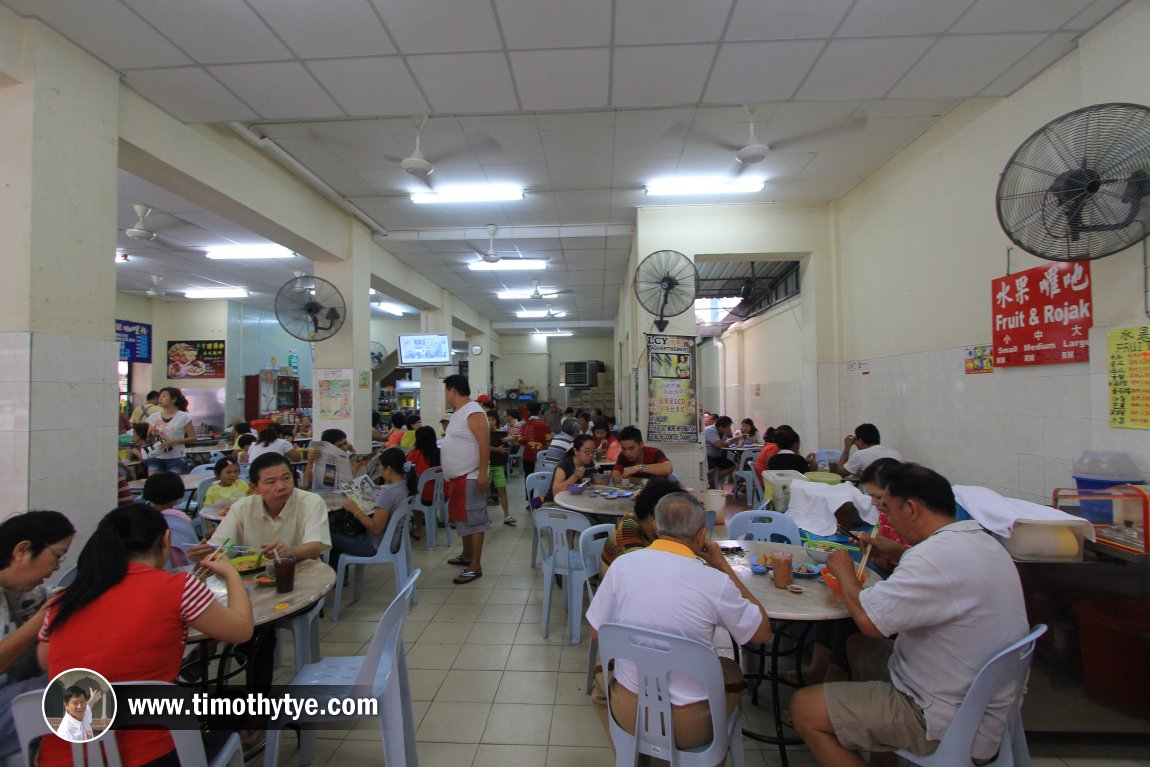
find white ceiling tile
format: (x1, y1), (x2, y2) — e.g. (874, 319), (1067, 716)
(613, 157), (680, 188)
(247, 0), (394, 58)
(760, 102), (864, 151)
(4, 0), (192, 69)
(769, 178), (862, 201)
(795, 37), (935, 100)
(119, 0), (292, 63)
(612, 108), (695, 160)
(606, 236), (635, 249)
(494, 0), (612, 48)
(503, 194), (561, 225)
(889, 34), (1047, 98)
(612, 45), (716, 108)
(796, 116), (935, 177)
(407, 52), (519, 113)
(726, 0), (853, 40)
(837, 0), (973, 37)
(541, 129), (615, 189)
(616, 0), (734, 44)
(566, 252), (607, 271)
(704, 41), (825, 103)
(123, 67), (259, 122)
(951, 0), (1095, 34)
(1064, 0), (1130, 30)
(537, 112), (616, 131)
(981, 33), (1078, 96)
(861, 98), (960, 118)
(273, 139), (381, 197)
(370, 0), (503, 53)
(209, 62), (343, 119)
(510, 49), (610, 110)
(554, 192), (611, 224)
(481, 163), (551, 190)
(461, 115), (546, 162)
(308, 57), (429, 117)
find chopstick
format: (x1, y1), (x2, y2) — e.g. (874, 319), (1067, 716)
(855, 525), (880, 581)
(192, 537), (231, 579)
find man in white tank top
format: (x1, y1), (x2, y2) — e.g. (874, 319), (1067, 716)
(441, 375), (490, 585)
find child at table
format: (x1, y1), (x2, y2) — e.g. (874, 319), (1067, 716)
(141, 472), (194, 567)
(203, 457), (249, 509)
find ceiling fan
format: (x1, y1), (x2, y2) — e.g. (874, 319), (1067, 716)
(528, 279), (571, 300)
(473, 224), (501, 264)
(389, 115), (505, 191)
(122, 203), (207, 255)
(132, 274), (167, 297)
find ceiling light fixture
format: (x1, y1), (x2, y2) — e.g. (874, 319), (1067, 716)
(185, 288), (250, 299)
(205, 244), (296, 260)
(373, 302), (406, 316)
(468, 259), (547, 272)
(517, 310), (565, 318)
(533, 331), (574, 337)
(645, 177), (765, 196)
(115, 250), (130, 264)
(411, 185), (524, 204)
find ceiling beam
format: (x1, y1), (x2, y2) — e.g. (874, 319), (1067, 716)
(376, 224), (633, 243)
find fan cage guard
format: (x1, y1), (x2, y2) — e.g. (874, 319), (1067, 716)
(274, 276), (347, 343)
(634, 250), (698, 324)
(996, 102), (1150, 262)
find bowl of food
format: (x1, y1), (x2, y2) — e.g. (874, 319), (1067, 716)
(793, 563), (819, 578)
(750, 564), (769, 575)
(567, 482), (586, 495)
(229, 554), (264, 573)
(820, 568), (868, 596)
(804, 541), (838, 564)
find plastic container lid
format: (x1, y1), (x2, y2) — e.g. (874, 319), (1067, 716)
(1072, 450), (1143, 481)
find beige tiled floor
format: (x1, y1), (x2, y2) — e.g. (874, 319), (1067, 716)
(264, 475), (1150, 767)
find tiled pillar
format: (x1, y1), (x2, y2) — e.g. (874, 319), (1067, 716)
(312, 227), (374, 449)
(0, 13), (120, 539)
(419, 292), (453, 419)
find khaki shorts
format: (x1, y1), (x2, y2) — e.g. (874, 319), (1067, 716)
(455, 479), (491, 536)
(823, 637), (939, 756)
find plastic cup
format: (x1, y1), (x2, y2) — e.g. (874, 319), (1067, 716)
(274, 556), (297, 593)
(770, 551), (793, 589)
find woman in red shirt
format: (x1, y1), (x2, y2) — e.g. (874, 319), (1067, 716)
(406, 426), (441, 539)
(37, 504), (253, 767)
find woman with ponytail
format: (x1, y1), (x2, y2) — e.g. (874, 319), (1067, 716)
(36, 504), (253, 767)
(331, 448), (412, 571)
(406, 426), (441, 539)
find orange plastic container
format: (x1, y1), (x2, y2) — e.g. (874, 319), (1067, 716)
(821, 569), (867, 596)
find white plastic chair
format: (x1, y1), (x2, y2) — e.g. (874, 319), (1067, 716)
(537, 456), (560, 473)
(12, 681), (243, 767)
(507, 444), (523, 476)
(416, 467), (449, 551)
(532, 507), (592, 644)
(598, 623), (745, 767)
(896, 624), (1047, 767)
(331, 496), (416, 621)
(276, 595), (326, 673)
(727, 509), (801, 544)
(263, 570), (420, 767)
(525, 471), (554, 568)
(164, 512), (199, 569)
(734, 465), (764, 508)
(580, 523), (614, 694)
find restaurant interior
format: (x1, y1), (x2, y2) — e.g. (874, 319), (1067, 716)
(3, 0), (1150, 765)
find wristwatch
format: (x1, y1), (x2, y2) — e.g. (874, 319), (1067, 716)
(638, 464), (645, 473)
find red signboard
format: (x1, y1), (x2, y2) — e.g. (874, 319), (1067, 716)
(992, 262), (1092, 367)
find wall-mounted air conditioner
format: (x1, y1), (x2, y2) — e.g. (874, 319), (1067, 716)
(559, 360), (605, 388)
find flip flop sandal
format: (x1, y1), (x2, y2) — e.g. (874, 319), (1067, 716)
(446, 556), (470, 566)
(504, 516), (518, 526)
(453, 570), (482, 584)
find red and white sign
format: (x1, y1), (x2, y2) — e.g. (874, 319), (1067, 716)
(992, 262), (1092, 367)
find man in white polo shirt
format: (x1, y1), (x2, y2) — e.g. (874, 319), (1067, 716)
(790, 463), (1027, 766)
(586, 493), (773, 749)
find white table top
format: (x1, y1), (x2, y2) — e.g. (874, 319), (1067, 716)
(717, 539), (876, 622)
(553, 488), (637, 518)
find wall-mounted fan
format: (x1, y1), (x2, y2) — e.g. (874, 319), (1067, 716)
(634, 250), (698, 332)
(274, 275), (346, 342)
(997, 102), (1150, 261)
(725, 266), (773, 321)
(370, 341), (388, 370)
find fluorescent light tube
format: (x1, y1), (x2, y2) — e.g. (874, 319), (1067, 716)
(517, 310), (565, 318)
(373, 302), (405, 316)
(205, 244), (295, 260)
(185, 288), (249, 299)
(411, 185), (524, 204)
(645, 177), (765, 196)
(468, 259), (547, 271)
(533, 331), (573, 337)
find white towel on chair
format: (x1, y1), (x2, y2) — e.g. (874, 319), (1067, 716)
(953, 485), (1096, 540)
(786, 479), (877, 536)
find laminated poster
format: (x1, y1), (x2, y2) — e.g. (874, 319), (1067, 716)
(316, 369), (353, 421)
(1108, 327), (1150, 429)
(647, 334), (697, 443)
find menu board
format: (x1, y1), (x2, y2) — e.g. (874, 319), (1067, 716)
(647, 334), (697, 443)
(991, 262), (1092, 367)
(167, 340), (225, 379)
(1107, 327), (1150, 429)
(115, 319), (152, 363)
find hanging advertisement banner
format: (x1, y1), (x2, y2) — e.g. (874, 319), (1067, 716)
(1108, 326), (1150, 429)
(646, 334), (697, 443)
(991, 261), (1092, 367)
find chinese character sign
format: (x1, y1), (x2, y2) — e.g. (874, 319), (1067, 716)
(991, 262), (1092, 367)
(1108, 327), (1150, 429)
(115, 319), (151, 363)
(167, 340), (225, 379)
(647, 334), (697, 443)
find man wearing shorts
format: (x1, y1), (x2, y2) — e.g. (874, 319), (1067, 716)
(790, 463), (1027, 766)
(441, 374), (490, 585)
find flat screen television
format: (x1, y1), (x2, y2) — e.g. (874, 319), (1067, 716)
(397, 333), (452, 367)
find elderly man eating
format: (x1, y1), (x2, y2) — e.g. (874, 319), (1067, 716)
(790, 463), (1027, 767)
(586, 492), (773, 750)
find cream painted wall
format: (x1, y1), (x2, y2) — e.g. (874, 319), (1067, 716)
(494, 335), (550, 399)
(721, 298), (805, 434)
(825, 1), (1150, 500)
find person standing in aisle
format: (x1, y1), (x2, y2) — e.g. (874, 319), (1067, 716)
(441, 375), (490, 585)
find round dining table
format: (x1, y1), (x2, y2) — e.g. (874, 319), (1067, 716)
(553, 487), (640, 518)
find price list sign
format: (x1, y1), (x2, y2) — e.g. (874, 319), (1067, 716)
(991, 262), (1092, 367)
(1108, 327), (1150, 429)
(115, 319), (151, 363)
